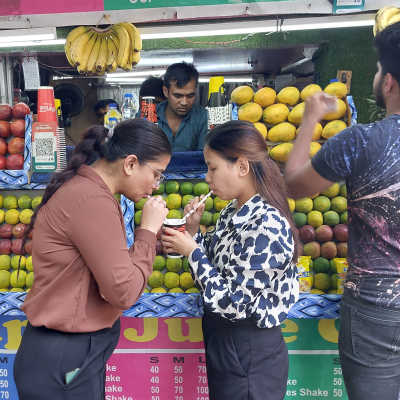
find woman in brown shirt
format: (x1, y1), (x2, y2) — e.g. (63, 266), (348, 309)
(14, 118), (171, 399)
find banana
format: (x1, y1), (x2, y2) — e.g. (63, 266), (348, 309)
(106, 32), (119, 71)
(95, 33), (109, 74)
(132, 24), (142, 52)
(109, 60), (118, 73)
(65, 26), (88, 66)
(132, 51), (141, 66)
(375, 6), (400, 35)
(77, 31), (97, 74)
(112, 24), (131, 70)
(120, 22), (142, 53)
(70, 29), (94, 67)
(388, 12), (400, 26)
(86, 32), (102, 74)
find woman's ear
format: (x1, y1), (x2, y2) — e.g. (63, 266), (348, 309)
(123, 154), (139, 176)
(237, 157), (250, 176)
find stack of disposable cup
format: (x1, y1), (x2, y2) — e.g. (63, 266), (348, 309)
(37, 86), (57, 123)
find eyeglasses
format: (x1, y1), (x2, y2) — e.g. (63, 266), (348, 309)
(145, 163), (166, 185)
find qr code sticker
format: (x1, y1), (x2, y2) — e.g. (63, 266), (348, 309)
(35, 138), (55, 162)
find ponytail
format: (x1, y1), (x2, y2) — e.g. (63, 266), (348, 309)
(24, 118), (171, 242)
(24, 125), (108, 241)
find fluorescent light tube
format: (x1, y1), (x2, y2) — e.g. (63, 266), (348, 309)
(0, 27), (57, 43)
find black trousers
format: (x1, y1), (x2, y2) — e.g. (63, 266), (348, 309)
(202, 312), (288, 400)
(14, 319), (120, 400)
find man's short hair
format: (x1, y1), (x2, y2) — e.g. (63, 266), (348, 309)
(94, 99), (119, 114)
(139, 76), (164, 98)
(375, 21), (400, 84)
(163, 62), (199, 89)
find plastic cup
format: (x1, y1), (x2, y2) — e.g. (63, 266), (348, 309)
(163, 218), (186, 258)
(37, 86), (57, 123)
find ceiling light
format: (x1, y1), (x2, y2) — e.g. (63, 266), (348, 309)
(107, 69), (166, 78)
(0, 27), (57, 43)
(139, 13), (375, 39)
(0, 39), (65, 48)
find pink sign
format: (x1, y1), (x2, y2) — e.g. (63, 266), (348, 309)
(105, 317), (209, 400)
(0, 0), (104, 16)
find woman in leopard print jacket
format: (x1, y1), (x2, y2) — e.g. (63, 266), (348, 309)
(162, 120), (299, 400)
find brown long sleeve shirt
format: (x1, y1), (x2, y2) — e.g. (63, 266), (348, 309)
(22, 165), (156, 332)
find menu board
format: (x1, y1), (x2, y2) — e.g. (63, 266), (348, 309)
(0, 316), (347, 399)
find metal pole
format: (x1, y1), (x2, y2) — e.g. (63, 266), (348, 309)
(0, 56), (13, 105)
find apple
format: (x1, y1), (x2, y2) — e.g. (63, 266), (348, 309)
(0, 239), (11, 255)
(0, 138), (7, 155)
(24, 240), (32, 255)
(11, 239), (24, 255)
(12, 102), (30, 119)
(10, 119), (25, 138)
(0, 104), (12, 121)
(0, 121), (10, 138)
(8, 137), (24, 154)
(12, 223), (27, 239)
(0, 155), (6, 170)
(0, 224), (13, 239)
(6, 154), (23, 170)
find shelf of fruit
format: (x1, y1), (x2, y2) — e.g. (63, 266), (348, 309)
(129, 174), (346, 319)
(0, 192), (41, 293)
(230, 82), (351, 163)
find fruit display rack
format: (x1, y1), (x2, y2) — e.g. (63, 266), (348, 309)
(0, 130), (342, 318)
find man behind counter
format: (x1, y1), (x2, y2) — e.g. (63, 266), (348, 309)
(157, 62), (208, 152)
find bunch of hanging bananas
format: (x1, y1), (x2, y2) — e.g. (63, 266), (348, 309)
(64, 22), (142, 75)
(374, 6), (400, 36)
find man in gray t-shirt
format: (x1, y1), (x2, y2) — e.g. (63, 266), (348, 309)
(284, 22), (400, 400)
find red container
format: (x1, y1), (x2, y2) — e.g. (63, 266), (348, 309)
(37, 86), (57, 123)
(140, 96), (157, 123)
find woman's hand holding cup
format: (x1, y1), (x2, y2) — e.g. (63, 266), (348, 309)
(140, 196), (169, 234)
(184, 196), (206, 236)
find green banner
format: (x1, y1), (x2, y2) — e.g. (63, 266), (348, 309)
(104, 0), (291, 11)
(283, 319), (348, 400)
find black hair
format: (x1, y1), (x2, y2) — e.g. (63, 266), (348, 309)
(139, 76), (165, 99)
(374, 21), (400, 84)
(24, 119), (171, 240)
(206, 120), (299, 262)
(94, 99), (119, 113)
(163, 62), (199, 89)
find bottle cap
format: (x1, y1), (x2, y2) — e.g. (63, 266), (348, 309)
(124, 93), (133, 98)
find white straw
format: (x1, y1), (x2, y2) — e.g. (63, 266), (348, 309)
(184, 191), (213, 219)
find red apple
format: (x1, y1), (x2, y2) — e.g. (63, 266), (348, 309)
(12, 223), (27, 239)
(299, 225), (315, 243)
(12, 102), (30, 119)
(11, 238), (24, 255)
(0, 138), (7, 155)
(0, 121), (10, 138)
(0, 239), (11, 255)
(0, 224), (13, 239)
(6, 154), (23, 170)
(0, 104), (12, 121)
(333, 224), (348, 242)
(28, 229), (33, 239)
(8, 137), (24, 154)
(24, 240), (32, 255)
(337, 242), (348, 258)
(10, 119), (25, 138)
(0, 155), (6, 170)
